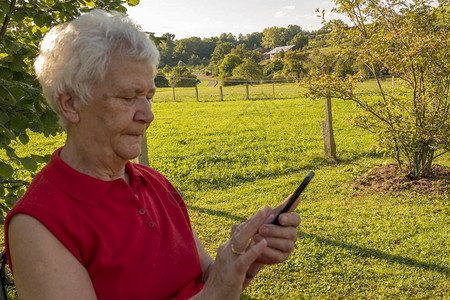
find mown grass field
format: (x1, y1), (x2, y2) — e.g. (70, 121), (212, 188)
(2, 81), (449, 299)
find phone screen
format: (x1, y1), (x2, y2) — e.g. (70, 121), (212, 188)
(272, 171), (314, 225)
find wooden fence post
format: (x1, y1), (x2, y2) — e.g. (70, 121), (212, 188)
(220, 86), (223, 101)
(133, 132), (149, 166)
(195, 86), (199, 101)
(322, 66), (337, 160)
(246, 84), (249, 100)
(172, 84), (176, 101)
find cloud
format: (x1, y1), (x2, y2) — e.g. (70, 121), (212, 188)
(275, 10), (287, 18)
(275, 5), (295, 18)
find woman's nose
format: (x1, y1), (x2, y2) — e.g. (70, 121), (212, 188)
(134, 97), (154, 124)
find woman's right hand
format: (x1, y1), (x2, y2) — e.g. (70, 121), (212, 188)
(195, 206), (272, 300)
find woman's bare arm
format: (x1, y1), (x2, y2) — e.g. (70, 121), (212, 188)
(8, 214), (97, 300)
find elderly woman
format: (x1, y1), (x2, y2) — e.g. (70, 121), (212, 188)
(4, 9), (301, 300)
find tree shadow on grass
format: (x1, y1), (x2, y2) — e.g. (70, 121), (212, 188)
(188, 205), (450, 276)
(187, 205), (246, 223)
(298, 231), (450, 276)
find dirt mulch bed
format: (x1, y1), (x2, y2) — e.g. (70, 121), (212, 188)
(353, 164), (450, 194)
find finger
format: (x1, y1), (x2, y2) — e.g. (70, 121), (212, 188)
(274, 213), (301, 227)
(256, 236), (295, 253)
(230, 224), (239, 237)
(232, 207), (271, 251)
(253, 243), (291, 265)
(264, 212), (302, 227)
(234, 239), (268, 274)
(257, 224), (298, 241)
(272, 194), (301, 216)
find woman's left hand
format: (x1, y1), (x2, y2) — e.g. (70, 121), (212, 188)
(252, 208), (301, 265)
(231, 195), (301, 267)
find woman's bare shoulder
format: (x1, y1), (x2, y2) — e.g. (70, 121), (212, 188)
(8, 214), (97, 300)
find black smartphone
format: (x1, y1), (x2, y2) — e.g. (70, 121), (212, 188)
(272, 171), (315, 225)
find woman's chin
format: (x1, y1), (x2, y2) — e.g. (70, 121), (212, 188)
(115, 146), (142, 162)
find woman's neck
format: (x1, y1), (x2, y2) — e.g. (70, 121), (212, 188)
(60, 138), (130, 184)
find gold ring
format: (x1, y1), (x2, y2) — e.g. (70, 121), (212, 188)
(231, 244), (246, 255)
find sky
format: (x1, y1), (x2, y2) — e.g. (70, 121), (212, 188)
(125, 0), (347, 40)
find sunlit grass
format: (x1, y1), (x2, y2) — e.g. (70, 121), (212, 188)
(1, 81), (449, 299)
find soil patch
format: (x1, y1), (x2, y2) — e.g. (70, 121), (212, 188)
(352, 164), (450, 194)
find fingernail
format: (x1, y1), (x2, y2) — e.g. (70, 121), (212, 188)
(256, 238), (268, 249)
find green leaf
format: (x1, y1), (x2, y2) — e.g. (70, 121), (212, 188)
(10, 114), (29, 132)
(19, 157), (38, 172)
(5, 145), (17, 159)
(0, 67), (13, 81)
(31, 154), (50, 164)
(33, 13), (45, 27)
(41, 110), (59, 128)
(2, 127), (15, 142)
(6, 196), (18, 207)
(19, 133), (30, 145)
(0, 1), (10, 12)
(0, 110), (9, 125)
(0, 161), (14, 178)
(29, 121), (44, 133)
(126, 0), (140, 6)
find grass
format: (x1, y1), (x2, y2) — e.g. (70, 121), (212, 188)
(1, 81), (449, 299)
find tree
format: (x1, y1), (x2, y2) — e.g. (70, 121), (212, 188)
(231, 44), (249, 59)
(283, 51), (308, 82)
(286, 25), (305, 42)
(261, 27), (288, 49)
(217, 32), (237, 44)
(159, 32), (176, 66)
(238, 32), (263, 49)
(155, 71), (169, 87)
(274, 49), (286, 60)
(305, 0), (450, 178)
(219, 54), (242, 79)
(209, 42), (234, 65)
(230, 44), (264, 63)
(246, 51), (264, 64)
(170, 66), (200, 87)
(263, 59), (284, 76)
(289, 32), (309, 50)
(232, 59), (263, 83)
(0, 0), (137, 222)
(162, 64), (172, 75)
(333, 51), (356, 76)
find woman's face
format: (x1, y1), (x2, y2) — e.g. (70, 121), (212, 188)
(76, 58), (156, 162)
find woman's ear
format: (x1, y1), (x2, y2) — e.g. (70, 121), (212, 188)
(56, 91), (80, 124)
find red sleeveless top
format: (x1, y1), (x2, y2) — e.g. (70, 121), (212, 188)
(5, 148), (204, 299)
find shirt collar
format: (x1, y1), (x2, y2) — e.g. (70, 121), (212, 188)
(44, 147), (148, 206)
(125, 160), (149, 188)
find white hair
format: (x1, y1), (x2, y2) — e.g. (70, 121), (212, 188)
(34, 9), (160, 128)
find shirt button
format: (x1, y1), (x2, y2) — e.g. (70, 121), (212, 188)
(138, 208), (146, 215)
(147, 221), (155, 228)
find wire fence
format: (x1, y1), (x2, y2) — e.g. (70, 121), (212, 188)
(154, 77), (305, 102)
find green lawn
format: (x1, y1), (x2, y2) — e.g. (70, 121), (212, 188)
(1, 81), (449, 299)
